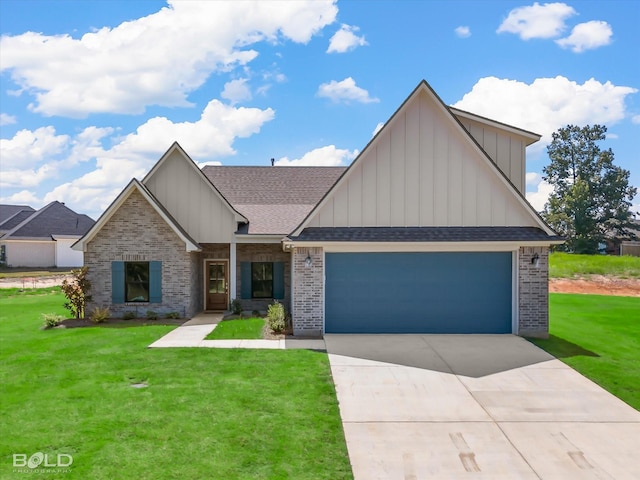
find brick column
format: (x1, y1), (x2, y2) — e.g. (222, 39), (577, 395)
(292, 247), (324, 336)
(518, 246), (549, 338)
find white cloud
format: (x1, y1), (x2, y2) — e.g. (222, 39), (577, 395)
(497, 2), (576, 40)
(632, 115), (640, 124)
(0, 126), (69, 169)
(275, 145), (357, 166)
(454, 26), (471, 38)
(453, 76), (638, 149)
(0, 189), (42, 206)
(0, 100), (273, 217)
(556, 20), (613, 52)
(526, 173), (554, 212)
(317, 77), (379, 104)
(372, 122), (384, 137)
(0, 0), (337, 117)
(327, 24), (368, 53)
(221, 78), (252, 105)
(0, 113), (17, 126)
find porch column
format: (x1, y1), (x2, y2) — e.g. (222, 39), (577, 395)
(229, 241), (237, 302)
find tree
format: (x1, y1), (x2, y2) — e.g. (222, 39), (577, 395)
(542, 124), (638, 254)
(61, 266), (92, 319)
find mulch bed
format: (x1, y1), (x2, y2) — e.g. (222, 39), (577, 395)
(56, 318), (185, 328)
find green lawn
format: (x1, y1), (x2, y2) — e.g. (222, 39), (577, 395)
(0, 293), (352, 479)
(206, 317), (266, 340)
(549, 252), (640, 278)
(530, 293), (640, 410)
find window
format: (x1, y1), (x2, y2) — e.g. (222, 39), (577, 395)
(125, 262), (149, 302)
(251, 262), (273, 298)
(112, 261), (162, 304)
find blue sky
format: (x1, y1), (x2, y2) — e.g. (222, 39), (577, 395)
(1, 0), (638, 220)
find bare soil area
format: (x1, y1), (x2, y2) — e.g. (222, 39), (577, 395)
(0, 275), (71, 288)
(550, 275), (640, 297)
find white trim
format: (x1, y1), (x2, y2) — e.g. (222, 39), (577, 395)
(229, 242), (237, 301)
(234, 235), (285, 244)
(73, 180), (201, 253)
(449, 107), (541, 145)
(203, 258), (229, 311)
(291, 81), (556, 237)
(1, 239), (54, 244)
(142, 142), (246, 223)
(286, 241), (562, 253)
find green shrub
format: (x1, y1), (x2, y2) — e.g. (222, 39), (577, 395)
(230, 298), (243, 315)
(267, 301), (285, 333)
(42, 313), (64, 329)
(146, 310), (158, 320)
(90, 306), (110, 323)
(165, 311), (180, 319)
(251, 309), (261, 317)
(122, 311), (136, 320)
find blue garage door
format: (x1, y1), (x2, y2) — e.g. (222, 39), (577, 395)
(325, 252), (512, 334)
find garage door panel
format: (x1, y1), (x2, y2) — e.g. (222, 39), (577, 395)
(325, 252), (512, 334)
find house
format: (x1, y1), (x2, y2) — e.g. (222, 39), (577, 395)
(74, 80), (563, 337)
(0, 201), (95, 268)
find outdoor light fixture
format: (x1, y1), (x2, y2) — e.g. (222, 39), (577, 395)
(531, 253), (540, 268)
(304, 254), (313, 267)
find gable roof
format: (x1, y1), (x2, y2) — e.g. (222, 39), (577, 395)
(291, 79), (557, 238)
(2, 201), (94, 240)
(202, 166), (346, 234)
(143, 142), (247, 223)
(73, 179), (201, 252)
(0, 209), (37, 233)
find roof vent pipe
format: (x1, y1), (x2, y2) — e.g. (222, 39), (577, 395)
(271, 158), (275, 166)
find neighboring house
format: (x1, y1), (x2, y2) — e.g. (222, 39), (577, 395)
(0, 202), (95, 268)
(75, 80), (563, 337)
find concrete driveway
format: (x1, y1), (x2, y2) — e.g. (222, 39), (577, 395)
(325, 335), (640, 479)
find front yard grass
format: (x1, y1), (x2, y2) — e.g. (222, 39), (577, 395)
(206, 317), (265, 340)
(0, 293), (352, 479)
(549, 252), (640, 279)
(529, 293), (640, 410)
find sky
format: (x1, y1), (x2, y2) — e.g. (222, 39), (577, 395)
(1, 0), (638, 220)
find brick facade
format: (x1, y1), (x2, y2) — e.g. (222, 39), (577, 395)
(84, 189), (197, 318)
(518, 246), (549, 338)
(236, 243), (291, 313)
(291, 247), (324, 336)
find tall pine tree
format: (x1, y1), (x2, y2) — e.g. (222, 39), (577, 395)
(543, 124), (638, 254)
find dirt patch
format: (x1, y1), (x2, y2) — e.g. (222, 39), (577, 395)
(0, 275), (71, 289)
(550, 275), (640, 297)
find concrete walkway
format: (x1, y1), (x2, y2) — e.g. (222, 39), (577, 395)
(325, 334), (640, 480)
(148, 312), (325, 350)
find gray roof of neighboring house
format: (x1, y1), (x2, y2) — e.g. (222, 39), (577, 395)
(201, 166), (347, 234)
(2, 201), (95, 240)
(0, 209), (37, 232)
(291, 226), (563, 243)
(0, 204), (35, 225)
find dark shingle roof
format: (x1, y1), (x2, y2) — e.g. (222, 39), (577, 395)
(0, 209), (36, 232)
(0, 205), (35, 224)
(292, 226), (562, 242)
(201, 166), (346, 234)
(3, 201), (95, 239)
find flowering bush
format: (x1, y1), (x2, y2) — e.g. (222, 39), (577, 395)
(61, 267), (92, 319)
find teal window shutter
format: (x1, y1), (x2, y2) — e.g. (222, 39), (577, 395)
(149, 261), (162, 303)
(112, 261), (125, 304)
(273, 262), (284, 299)
(240, 262), (251, 299)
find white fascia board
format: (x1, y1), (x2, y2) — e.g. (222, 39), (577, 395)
(73, 180), (201, 253)
(449, 107), (541, 146)
(234, 234), (285, 244)
(285, 240), (563, 253)
(2, 238), (54, 243)
(51, 234), (81, 240)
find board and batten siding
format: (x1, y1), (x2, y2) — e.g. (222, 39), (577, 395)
(307, 89), (537, 229)
(143, 149), (238, 243)
(455, 116), (526, 194)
